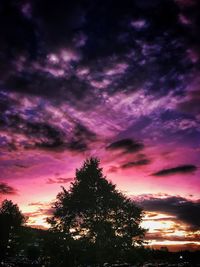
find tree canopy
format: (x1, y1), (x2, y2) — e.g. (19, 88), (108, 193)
(0, 199), (25, 259)
(48, 158), (145, 264)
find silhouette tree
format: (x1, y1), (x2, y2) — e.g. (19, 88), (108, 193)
(0, 199), (25, 260)
(48, 158), (145, 265)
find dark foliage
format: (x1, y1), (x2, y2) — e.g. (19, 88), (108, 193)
(47, 157), (145, 265)
(0, 200), (25, 260)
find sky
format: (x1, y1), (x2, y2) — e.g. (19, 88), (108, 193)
(0, 0), (200, 251)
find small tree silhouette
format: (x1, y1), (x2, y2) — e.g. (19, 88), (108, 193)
(48, 158), (145, 265)
(0, 199), (25, 259)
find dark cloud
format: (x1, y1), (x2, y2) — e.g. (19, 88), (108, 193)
(68, 123), (97, 152)
(121, 158), (151, 169)
(0, 0), (186, 61)
(0, 93), (16, 113)
(0, 110), (97, 152)
(0, 182), (17, 195)
(152, 164), (197, 176)
(46, 177), (74, 184)
(106, 138), (144, 154)
(138, 196), (200, 230)
(34, 126), (66, 151)
(0, 113), (67, 151)
(5, 73), (99, 110)
(0, 0), (195, 102)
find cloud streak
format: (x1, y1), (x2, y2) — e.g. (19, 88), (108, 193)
(121, 158), (151, 169)
(0, 182), (17, 195)
(106, 139), (144, 154)
(46, 177), (73, 184)
(152, 165), (197, 176)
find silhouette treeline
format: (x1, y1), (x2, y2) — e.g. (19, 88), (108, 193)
(0, 158), (200, 267)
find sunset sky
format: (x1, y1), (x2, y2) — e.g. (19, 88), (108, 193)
(0, 0), (200, 251)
